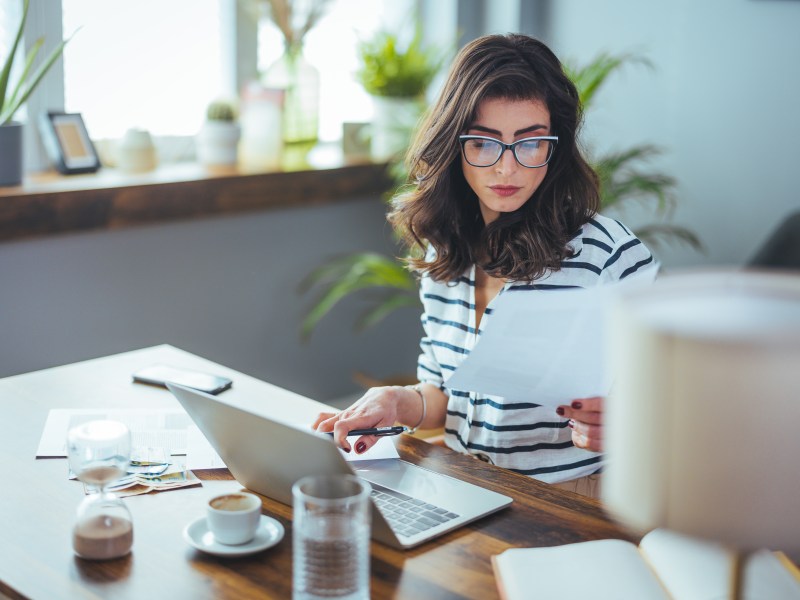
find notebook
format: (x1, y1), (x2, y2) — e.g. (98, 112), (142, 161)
(167, 383), (512, 549)
(492, 528), (800, 600)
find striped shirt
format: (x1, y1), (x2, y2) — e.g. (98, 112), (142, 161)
(416, 214), (655, 483)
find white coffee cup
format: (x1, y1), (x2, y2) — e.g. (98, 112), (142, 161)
(206, 492), (262, 545)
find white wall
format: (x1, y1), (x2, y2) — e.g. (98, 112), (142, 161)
(0, 199), (421, 403)
(546, 0), (800, 268)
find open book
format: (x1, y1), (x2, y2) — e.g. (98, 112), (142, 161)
(492, 529), (800, 600)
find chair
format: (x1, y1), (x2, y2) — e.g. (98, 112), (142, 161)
(748, 211), (800, 270)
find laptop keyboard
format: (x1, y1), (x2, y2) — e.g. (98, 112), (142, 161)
(369, 482), (460, 538)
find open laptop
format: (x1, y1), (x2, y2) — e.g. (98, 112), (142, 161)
(167, 383), (512, 549)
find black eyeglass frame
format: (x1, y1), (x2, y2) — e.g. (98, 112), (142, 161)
(458, 134), (559, 168)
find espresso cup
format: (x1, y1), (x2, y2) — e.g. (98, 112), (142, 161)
(206, 492), (262, 545)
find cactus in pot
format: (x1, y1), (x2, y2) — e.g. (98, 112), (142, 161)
(196, 99), (241, 168)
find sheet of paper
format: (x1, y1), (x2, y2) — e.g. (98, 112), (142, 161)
(446, 268), (658, 407)
(37, 408), (192, 457)
(185, 424), (226, 470)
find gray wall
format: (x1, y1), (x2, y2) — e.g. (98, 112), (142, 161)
(0, 198), (421, 404)
(544, 0), (800, 268)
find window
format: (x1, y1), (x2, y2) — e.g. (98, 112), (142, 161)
(12, 0), (430, 170)
(62, 0), (225, 140)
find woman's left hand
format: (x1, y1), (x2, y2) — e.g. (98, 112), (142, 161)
(556, 396), (603, 452)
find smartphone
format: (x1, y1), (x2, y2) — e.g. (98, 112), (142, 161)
(132, 364), (233, 395)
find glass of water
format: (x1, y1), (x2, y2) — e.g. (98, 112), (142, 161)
(292, 475), (371, 600)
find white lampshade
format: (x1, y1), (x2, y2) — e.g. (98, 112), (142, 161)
(602, 270), (800, 552)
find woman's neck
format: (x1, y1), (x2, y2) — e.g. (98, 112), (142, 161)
(474, 266), (506, 330)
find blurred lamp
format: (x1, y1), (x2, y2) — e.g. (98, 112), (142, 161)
(603, 270), (800, 596)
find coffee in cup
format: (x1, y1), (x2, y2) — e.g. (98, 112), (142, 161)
(206, 492), (261, 545)
(210, 494), (257, 512)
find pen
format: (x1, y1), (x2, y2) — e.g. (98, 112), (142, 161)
(324, 426), (408, 437)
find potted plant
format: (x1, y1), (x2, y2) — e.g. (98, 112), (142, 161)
(0, 0), (72, 186)
(564, 53), (702, 249)
(299, 51), (703, 339)
(196, 99), (241, 168)
(355, 27), (446, 162)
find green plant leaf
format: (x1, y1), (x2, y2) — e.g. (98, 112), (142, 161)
(0, 2), (75, 125)
(355, 27), (447, 98)
(356, 292), (420, 331)
(568, 53), (703, 256)
(299, 252), (415, 293)
(0, 0), (29, 116)
(0, 33), (71, 124)
(5, 37), (42, 114)
(299, 252), (417, 339)
(565, 52), (652, 110)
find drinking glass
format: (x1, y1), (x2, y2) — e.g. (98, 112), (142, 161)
(67, 420), (134, 560)
(292, 475), (371, 600)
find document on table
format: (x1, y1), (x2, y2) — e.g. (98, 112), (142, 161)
(36, 408), (193, 457)
(445, 268), (658, 407)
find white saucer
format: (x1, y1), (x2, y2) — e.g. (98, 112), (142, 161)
(183, 515), (285, 557)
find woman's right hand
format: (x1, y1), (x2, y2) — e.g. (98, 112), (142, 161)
(311, 386), (408, 455)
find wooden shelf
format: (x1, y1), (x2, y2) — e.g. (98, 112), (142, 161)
(0, 158), (392, 243)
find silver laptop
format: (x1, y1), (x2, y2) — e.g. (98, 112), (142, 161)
(167, 383), (512, 549)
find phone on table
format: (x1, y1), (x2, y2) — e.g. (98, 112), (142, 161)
(132, 364), (233, 395)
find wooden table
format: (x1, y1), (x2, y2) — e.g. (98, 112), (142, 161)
(0, 345), (634, 599)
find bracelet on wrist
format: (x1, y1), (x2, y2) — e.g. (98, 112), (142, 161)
(405, 384), (426, 434)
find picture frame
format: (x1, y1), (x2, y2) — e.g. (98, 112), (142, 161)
(39, 112), (101, 175)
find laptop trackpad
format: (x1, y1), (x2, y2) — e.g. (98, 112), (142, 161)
(352, 459), (491, 514)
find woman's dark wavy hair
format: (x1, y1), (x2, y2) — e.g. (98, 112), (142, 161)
(388, 33), (600, 282)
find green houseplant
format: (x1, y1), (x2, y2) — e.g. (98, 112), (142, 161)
(299, 50), (701, 339)
(565, 53), (702, 250)
(356, 27), (446, 162)
(1, 0), (73, 186)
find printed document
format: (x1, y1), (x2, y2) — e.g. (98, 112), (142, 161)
(445, 268), (657, 407)
(37, 408), (193, 457)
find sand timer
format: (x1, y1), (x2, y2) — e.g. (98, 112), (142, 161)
(67, 420), (134, 560)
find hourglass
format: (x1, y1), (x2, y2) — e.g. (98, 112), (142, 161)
(67, 420), (134, 560)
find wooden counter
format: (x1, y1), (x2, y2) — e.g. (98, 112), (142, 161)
(0, 159), (392, 243)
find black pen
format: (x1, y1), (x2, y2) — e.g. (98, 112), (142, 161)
(324, 426), (408, 437)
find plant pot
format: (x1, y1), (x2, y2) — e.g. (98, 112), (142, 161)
(117, 128), (157, 174)
(0, 122), (23, 187)
(370, 96), (423, 162)
(196, 121), (241, 167)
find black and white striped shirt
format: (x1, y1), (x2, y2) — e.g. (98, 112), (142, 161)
(416, 214), (654, 483)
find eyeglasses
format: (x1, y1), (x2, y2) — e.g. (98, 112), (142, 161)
(459, 135), (558, 168)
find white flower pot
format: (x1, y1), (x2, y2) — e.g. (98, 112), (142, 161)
(117, 128), (157, 174)
(197, 121), (241, 167)
(370, 96), (423, 162)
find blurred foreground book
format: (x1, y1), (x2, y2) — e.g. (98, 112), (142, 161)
(492, 528), (800, 600)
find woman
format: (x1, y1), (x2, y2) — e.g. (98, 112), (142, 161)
(312, 34), (654, 497)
